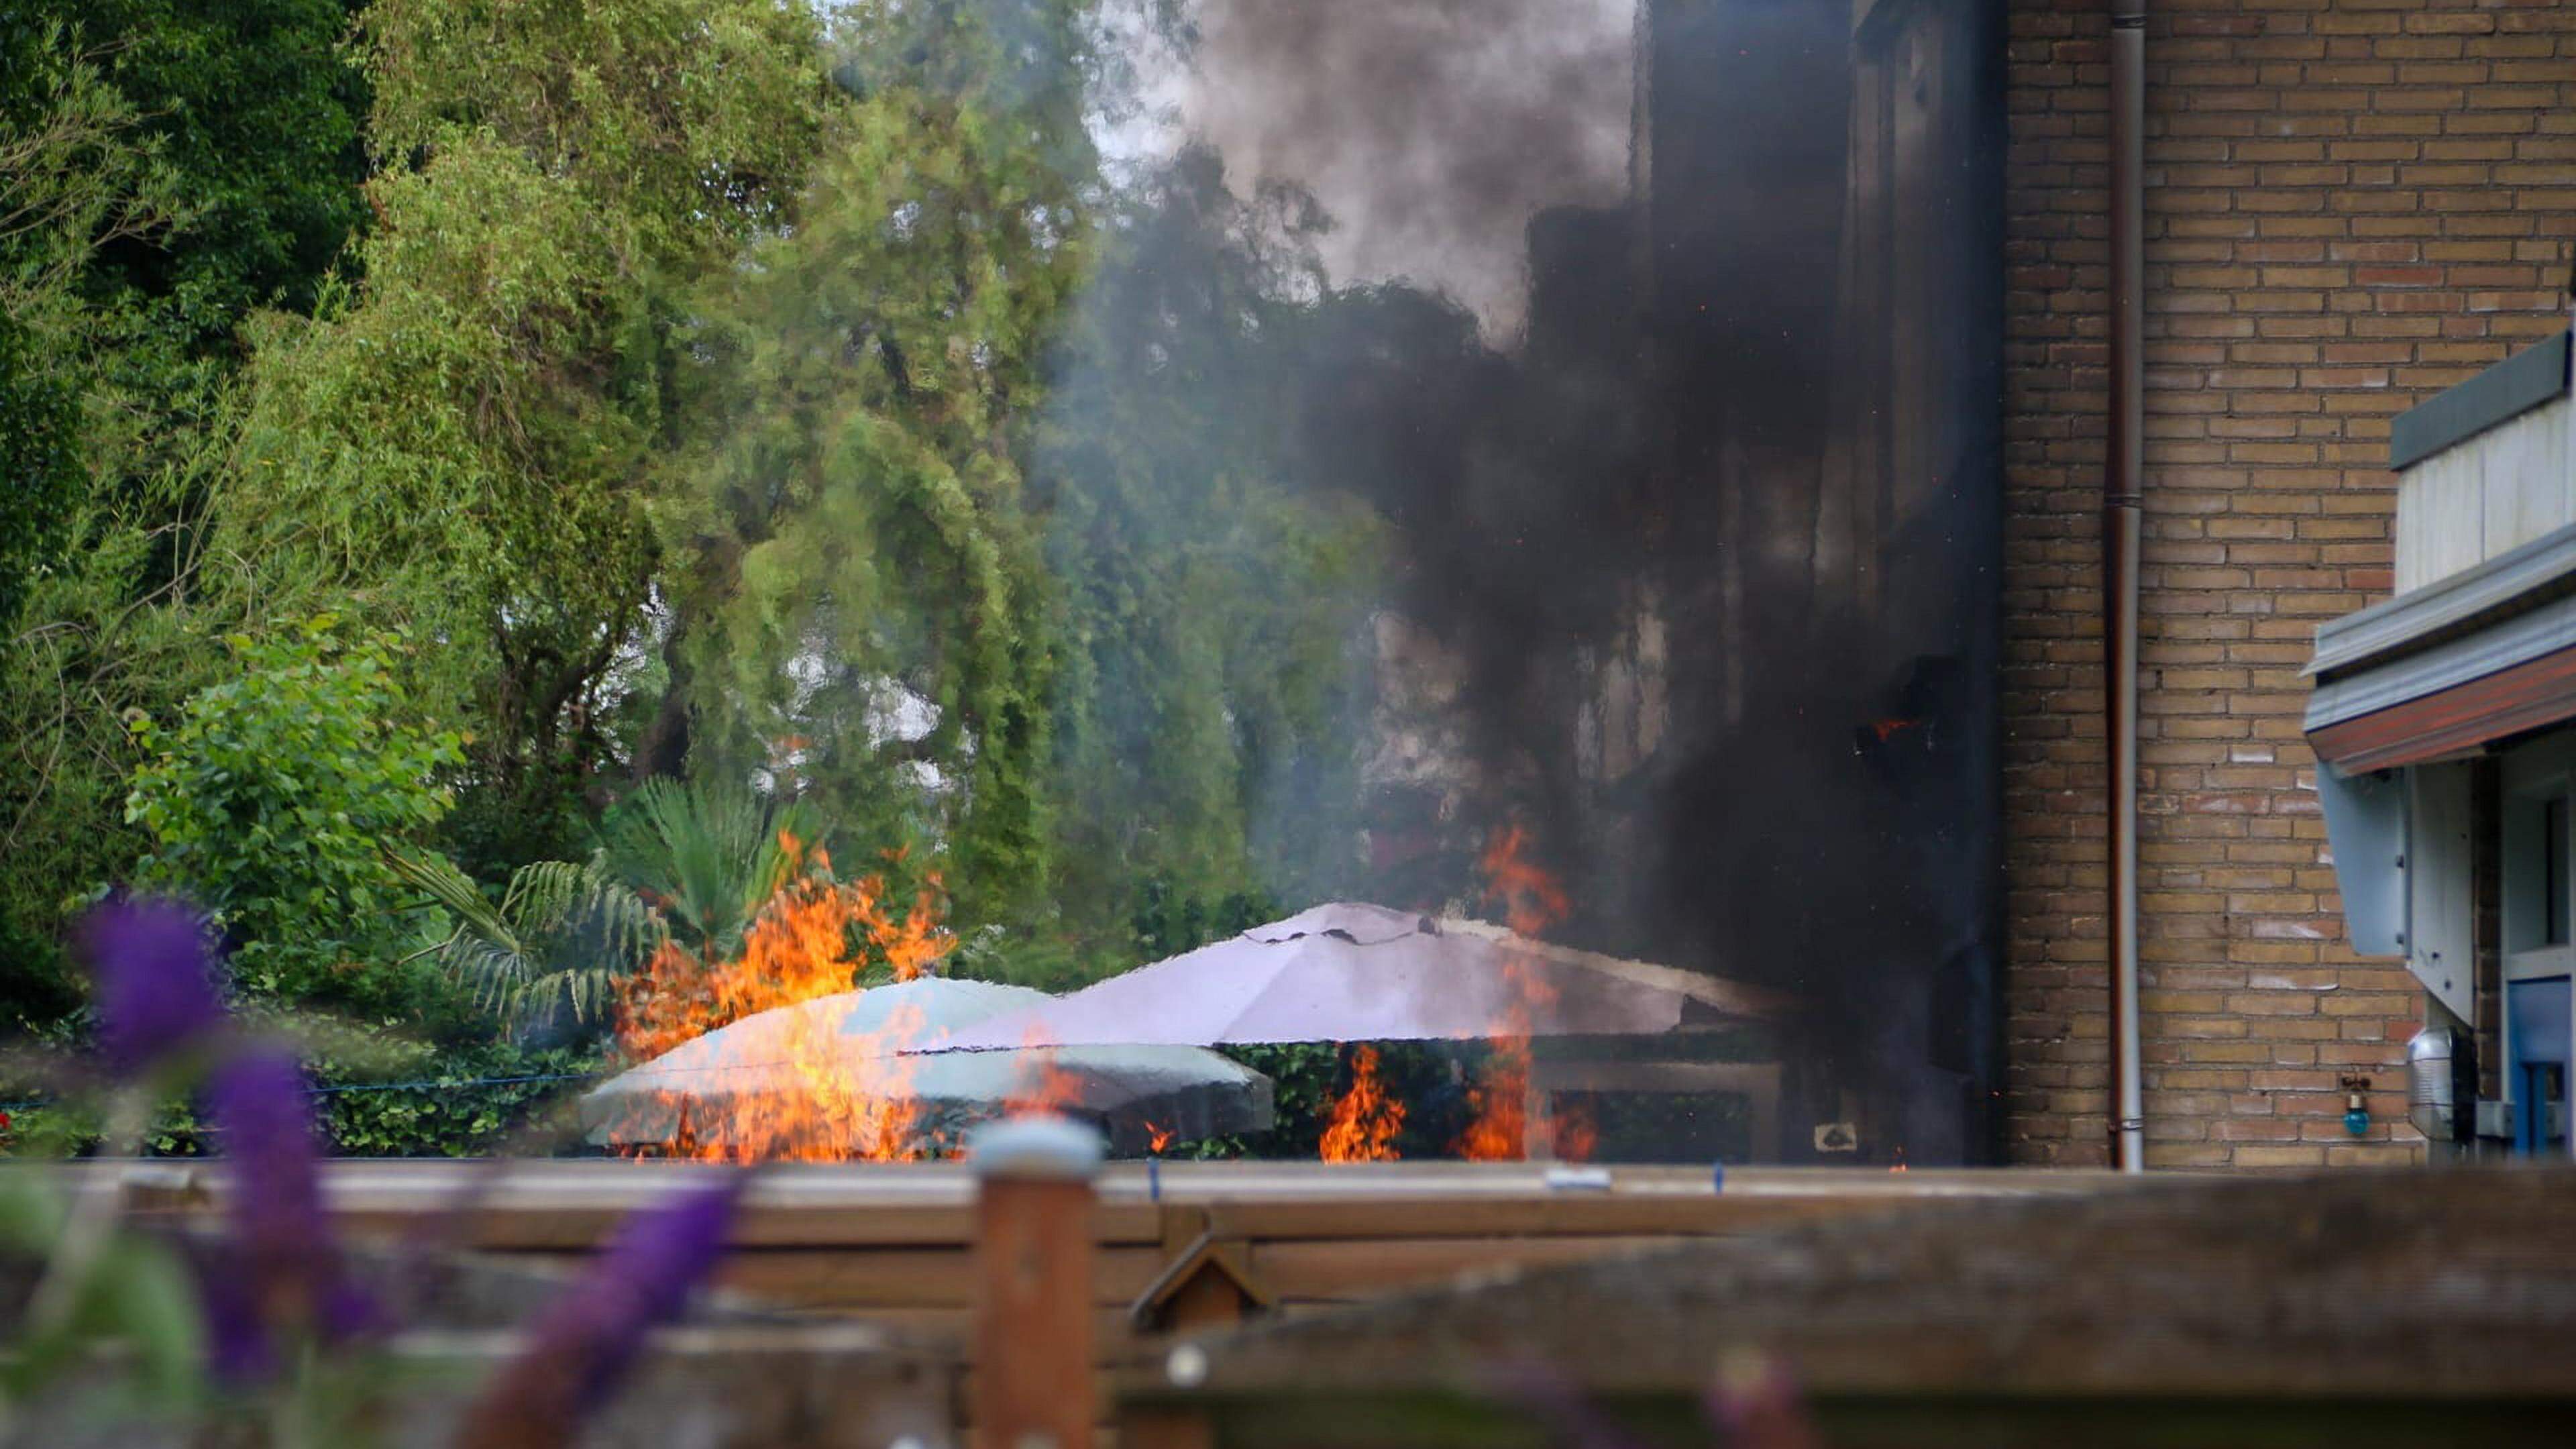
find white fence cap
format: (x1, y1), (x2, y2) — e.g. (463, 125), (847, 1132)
(967, 1114), (1104, 1181)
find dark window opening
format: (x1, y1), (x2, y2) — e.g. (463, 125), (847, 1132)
(2547, 796), (2569, 945)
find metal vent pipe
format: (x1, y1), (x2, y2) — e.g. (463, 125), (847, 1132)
(2107, 0), (2148, 1174)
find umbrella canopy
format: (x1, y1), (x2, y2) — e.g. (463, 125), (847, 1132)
(581, 977), (1271, 1157)
(930, 902), (1795, 1053)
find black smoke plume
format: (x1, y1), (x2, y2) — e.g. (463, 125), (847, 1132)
(1055, 0), (2006, 1161)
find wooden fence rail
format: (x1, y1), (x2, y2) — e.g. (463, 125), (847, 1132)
(66, 1159), (2132, 1444)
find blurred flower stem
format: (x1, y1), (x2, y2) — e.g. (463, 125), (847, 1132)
(19, 1088), (150, 1334)
(25, 897), (230, 1352)
(1, 1085), (152, 1440)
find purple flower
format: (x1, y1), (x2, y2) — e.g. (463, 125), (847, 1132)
(201, 1049), (378, 1381)
(455, 1175), (747, 1448)
(1485, 1354), (1655, 1449)
(76, 898), (225, 1078)
(1704, 1351), (1822, 1449)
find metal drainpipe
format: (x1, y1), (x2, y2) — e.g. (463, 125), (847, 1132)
(2107, 0), (2148, 1174)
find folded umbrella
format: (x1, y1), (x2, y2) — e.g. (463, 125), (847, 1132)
(581, 977), (1271, 1157)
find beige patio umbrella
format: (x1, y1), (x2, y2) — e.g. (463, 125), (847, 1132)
(926, 902), (1794, 1053)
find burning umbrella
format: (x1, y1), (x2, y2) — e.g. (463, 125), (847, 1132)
(926, 902), (1793, 1053)
(580, 977), (1271, 1159)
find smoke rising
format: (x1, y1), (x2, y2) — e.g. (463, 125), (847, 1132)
(1120, 0), (1632, 339)
(1049, 0), (2006, 1161)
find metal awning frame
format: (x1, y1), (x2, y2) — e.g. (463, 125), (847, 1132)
(2306, 523), (2576, 774)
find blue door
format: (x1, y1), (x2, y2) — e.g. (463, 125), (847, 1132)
(2509, 977), (2570, 1156)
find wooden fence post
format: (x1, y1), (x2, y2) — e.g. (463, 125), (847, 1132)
(970, 1114), (1104, 1449)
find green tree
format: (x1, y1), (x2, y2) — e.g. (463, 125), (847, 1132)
(125, 622), (464, 1009)
(659, 10), (1386, 975)
(209, 0), (839, 873)
(651, 1), (1095, 934)
(3, 1), (370, 501)
(32, 0), (369, 327)
(1034, 152), (1383, 945)
(0, 3), (378, 1030)
(362, 0), (829, 262)
(0, 20), (201, 1027)
(213, 135), (664, 869)
(0, 305), (153, 1026)
(0, 19), (186, 326)
(0, 312), (83, 635)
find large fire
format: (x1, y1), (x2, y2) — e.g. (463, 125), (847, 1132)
(1309, 823), (1593, 1163)
(614, 834), (953, 1161)
(1319, 1045), (1405, 1162)
(1454, 822), (1593, 1162)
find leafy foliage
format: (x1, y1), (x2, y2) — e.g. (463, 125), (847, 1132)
(314, 1040), (604, 1157)
(658, 7), (1381, 976)
(125, 622), (464, 1008)
(385, 851), (665, 1031)
(6, 1), (369, 506)
(363, 0), (831, 265)
(5, 0), (1403, 1155)
(5, 1032), (607, 1161)
(1034, 152), (1383, 946)
(212, 133), (665, 871)
(0, 309), (83, 635)
(28, 0), (368, 329)
(0, 17), (189, 325)
(0, 8), (348, 1026)
(211, 0), (841, 876)
(596, 778), (810, 961)
(0, 518), (209, 1029)
(652, 9), (1094, 928)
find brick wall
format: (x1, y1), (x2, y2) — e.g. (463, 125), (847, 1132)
(2000, 0), (2576, 1166)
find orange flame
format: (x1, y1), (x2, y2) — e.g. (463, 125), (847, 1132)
(1145, 1121), (1174, 1155)
(1452, 1058), (1526, 1161)
(1320, 1045), (1405, 1162)
(613, 833), (954, 1161)
(686, 995), (926, 1163)
(1000, 1026), (1082, 1118)
(1548, 1102), (1599, 1164)
(1454, 823), (1595, 1163)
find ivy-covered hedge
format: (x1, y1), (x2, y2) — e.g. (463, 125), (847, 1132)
(3, 1040), (606, 1160)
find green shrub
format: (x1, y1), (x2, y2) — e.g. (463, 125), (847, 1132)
(125, 619), (464, 1009)
(315, 1040), (606, 1157)
(3, 1038), (608, 1160)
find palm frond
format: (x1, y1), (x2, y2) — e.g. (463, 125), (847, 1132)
(385, 847), (526, 958)
(389, 849), (667, 1030)
(602, 777), (812, 956)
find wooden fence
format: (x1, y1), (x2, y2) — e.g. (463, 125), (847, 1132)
(104, 1156), (2130, 1442)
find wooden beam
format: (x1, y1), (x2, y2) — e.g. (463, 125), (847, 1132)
(1250, 1235), (1693, 1302)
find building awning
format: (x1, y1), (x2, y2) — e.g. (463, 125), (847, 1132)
(2304, 520), (2576, 775)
